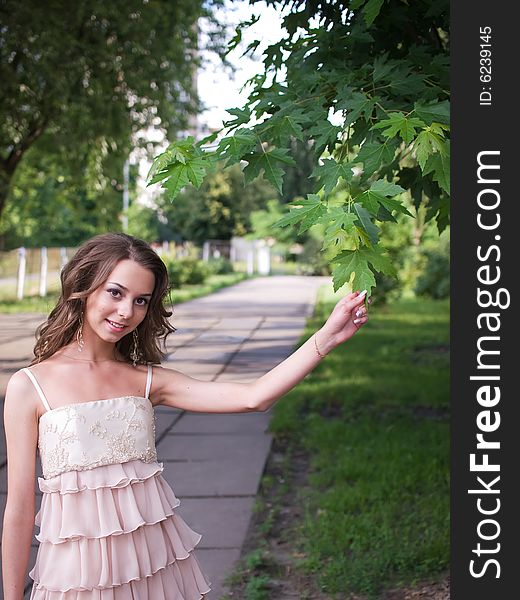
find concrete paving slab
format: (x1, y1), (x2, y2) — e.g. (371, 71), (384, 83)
(178, 496), (256, 549)
(158, 433), (272, 462)
(163, 360), (223, 380)
(170, 412), (271, 435)
(195, 548), (242, 599)
(161, 454), (270, 497)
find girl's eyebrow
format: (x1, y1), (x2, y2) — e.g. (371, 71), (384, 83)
(107, 281), (153, 297)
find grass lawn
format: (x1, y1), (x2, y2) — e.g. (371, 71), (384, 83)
(226, 289), (450, 599)
(0, 272), (249, 314)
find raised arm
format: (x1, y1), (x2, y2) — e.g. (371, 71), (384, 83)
(153, 290), (369, 413)
(2, 371), (40, 600)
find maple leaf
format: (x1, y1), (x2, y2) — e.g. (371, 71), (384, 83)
(217, 130), (257, 164)
(308, 120), (342, 153)
(412, 127), (447, 170)
(423, 152), (450, 194)
(372, 54), (399, 83)
(331, 250), (376, 293)
(353, 203), (380, 245)
(224, 107), (252, 129)
(320, 208), (358, 251)
(243, 148), (296, 193)
(162, 164), (191, 199)
(369, 179), (406, 196)
(274, 194), (327, 234)
(356, 140), (398, 174)
(371, 113), (426, 144)
(146, 140), (194, 182)
(265, 109), (308, 144)
(185, 158), (207, 188)
(331, 245), (397, 292)
(312, 158), (354, 195)
(357, 179), (413, 218)
(363, 0), (385, 26)
(337, 92), (377, 126)
(414, 100), (450, 126)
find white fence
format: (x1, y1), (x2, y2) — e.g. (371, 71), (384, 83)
(0, 238), (277, 300)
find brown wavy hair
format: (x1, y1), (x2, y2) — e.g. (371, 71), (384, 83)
(31, 233), (175, 365)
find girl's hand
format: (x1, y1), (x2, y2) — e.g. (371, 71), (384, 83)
(316, 290), (371, 354)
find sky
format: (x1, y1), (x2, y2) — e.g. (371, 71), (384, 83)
(197, 0), (286, 132)
(137, 1), (286, 204)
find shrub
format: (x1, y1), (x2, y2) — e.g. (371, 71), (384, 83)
(206, 257), (234, 275)
(414, 244), (450, 299)
(163, 257), (211, 288)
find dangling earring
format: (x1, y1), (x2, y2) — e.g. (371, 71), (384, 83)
(76, 315), (85, 352)
(131, 328), (141, 366)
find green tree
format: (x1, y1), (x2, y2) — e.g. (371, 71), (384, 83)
(0, 142), (132, 249)
(158, 163), (277, 244)
(0, 0), (225, 221)
(147, 0), (449, 297)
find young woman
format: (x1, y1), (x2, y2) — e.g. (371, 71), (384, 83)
(1, 232), (369, 600)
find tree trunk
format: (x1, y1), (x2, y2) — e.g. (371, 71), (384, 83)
(0, 121), (47, 224)
(0, 167), (12, 225)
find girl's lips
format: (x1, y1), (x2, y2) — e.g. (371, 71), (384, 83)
(105, 319), (127, 332)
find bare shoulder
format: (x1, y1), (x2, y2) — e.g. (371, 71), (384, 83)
(6, 367), (35, 397)
(4, 368), (40, 424)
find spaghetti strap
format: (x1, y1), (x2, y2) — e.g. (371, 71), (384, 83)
(21, 368), (52, 412)
(145, 364), (153, 399)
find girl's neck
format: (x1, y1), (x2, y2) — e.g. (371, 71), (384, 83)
(57, 344), (122, 363)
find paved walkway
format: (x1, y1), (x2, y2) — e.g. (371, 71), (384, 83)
(0, 275), (330, 599)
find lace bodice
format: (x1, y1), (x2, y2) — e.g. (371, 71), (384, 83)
(37, 396), (157, 479)
(22, 366), (158, 480)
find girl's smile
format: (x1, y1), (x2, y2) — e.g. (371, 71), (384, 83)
(84, 260), (156, 346)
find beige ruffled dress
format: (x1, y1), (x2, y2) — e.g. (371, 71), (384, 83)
(22, 365), (210, 599)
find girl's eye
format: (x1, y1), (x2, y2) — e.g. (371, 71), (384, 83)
(107, 288), (121, 298)
(136, 298), (148, 306)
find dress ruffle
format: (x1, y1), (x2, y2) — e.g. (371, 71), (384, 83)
(29, 459), (210, 599)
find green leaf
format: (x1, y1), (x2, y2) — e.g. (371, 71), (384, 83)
(275, 114), (306, 142)
(369, 179), (405, 196)
(412, 128), (447, 170)
(223, 107), (252, 129)
(163, 164), (191, 199)
(243, 148), (296, 194)
(358, 186), (412, 219)
(274, 194), (327, 234)
(387, 68), (426, 95)
(331, 250), (376, 293)
(423, 152), (450, 194)
(414, 100), (450, 125)
(185, 158), (207, 188)
(356, 140), (397, 174)
(147, 164), (177, 186)
(372, 54), (398, 83)
(217, 130), (257, 164)
(363, 0), (385, 26)
(377, 195), (414, 217)
(353, 203), (380, 245)
(307, 120), (342, 153)
(321, 209), (358, 250)
(337, 92), (376, 126)
(312, 158), (353, 195)
(330, 245), (397, 292)
(371, 112), (426, 144)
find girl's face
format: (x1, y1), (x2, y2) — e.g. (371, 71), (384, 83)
(84, 259), (156, 343)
